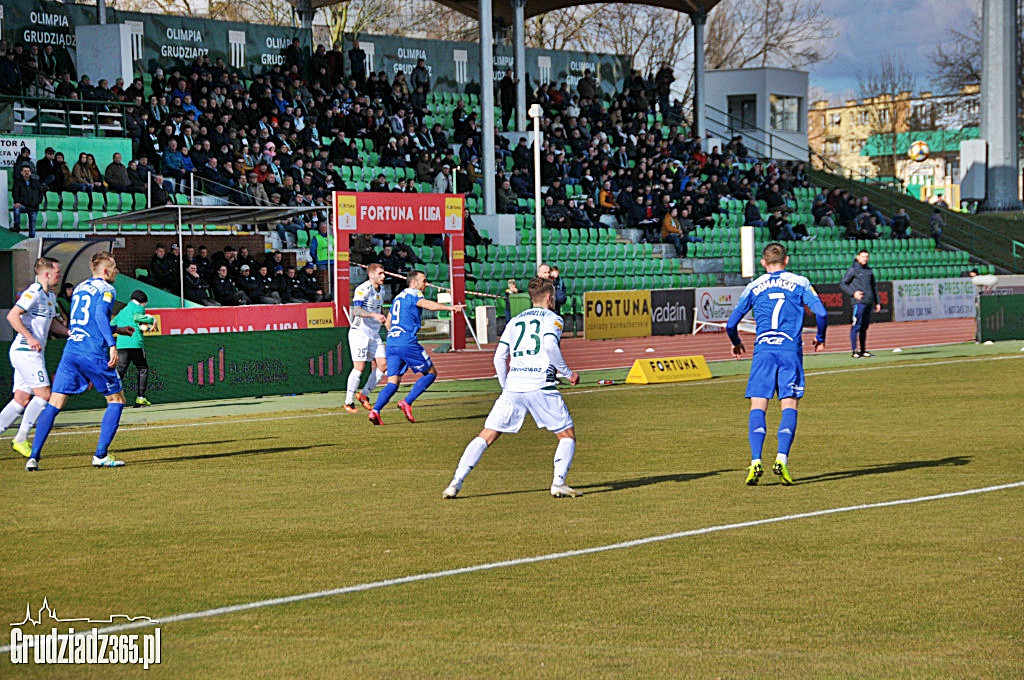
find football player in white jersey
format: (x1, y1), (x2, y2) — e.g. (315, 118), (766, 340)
(443, 277), (582, 499)
(1, 257), (67, 457)
(344, 263), (389, 413)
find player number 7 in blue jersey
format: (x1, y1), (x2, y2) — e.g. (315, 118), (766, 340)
(726, 243), (828, 487)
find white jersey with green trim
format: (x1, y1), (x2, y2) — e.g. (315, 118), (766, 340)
(10, 282), (58, 352)
(498, 307), (566, 392)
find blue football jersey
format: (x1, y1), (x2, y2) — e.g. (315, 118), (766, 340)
(727, 271), (826, 352)
(65, 277), (117, 357)
(386, 287), (424, 345)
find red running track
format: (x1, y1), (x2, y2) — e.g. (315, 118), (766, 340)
(432, 318), (977, 381)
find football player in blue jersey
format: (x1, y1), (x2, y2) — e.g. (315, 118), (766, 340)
(25, 252), (132, 471)
(726, 243), (828, 486)
(368, 270), (463, 425)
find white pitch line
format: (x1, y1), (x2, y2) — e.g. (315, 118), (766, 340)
(2, 352), (1022, 441)
(3, 480), (1020, 650)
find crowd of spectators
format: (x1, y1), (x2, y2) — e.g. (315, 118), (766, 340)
(143, 242), (330, 306)
(6, 35), (923, 263)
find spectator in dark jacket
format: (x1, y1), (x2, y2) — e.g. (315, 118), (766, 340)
(280, 266), (309, 302)
(184, 263), (218, 306)
(255, 265), (283, 304)
(743, 197), (766, 228)
(146, 244), (178, 291)
(35, 147), (59, 187)
(299, 262), (327, 301)
(11, 165), (43, 236)
(890, 208), (910, 238)
(211, 265), (248, 305)
(104, 152), (130, 192)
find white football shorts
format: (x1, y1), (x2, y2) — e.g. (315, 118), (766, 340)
(9, 347), (50, 392)
(348, 330), (385, 363)
(484, 389), (574, 434)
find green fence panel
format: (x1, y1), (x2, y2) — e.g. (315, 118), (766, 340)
(978, 294), (1024, 342)
(34, 328), (353, 410)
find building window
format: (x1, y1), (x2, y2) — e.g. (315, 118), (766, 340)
(770, 95), (800, 132)
(829, 112), (841, 127)
(825, 140), (840, 155)
(858, 110), (870, 125)
(878, 109), (889, 125)
(727, 95), (757, 131)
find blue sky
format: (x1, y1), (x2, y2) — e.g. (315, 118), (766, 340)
(808, 0), (978, 100)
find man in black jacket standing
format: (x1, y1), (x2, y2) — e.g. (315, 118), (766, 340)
(840, 250), (880, 358)
(11, 165), (43, 237)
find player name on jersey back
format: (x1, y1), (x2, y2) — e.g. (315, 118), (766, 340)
(736, 271), (822, 351)
(501, 308), (564, 392)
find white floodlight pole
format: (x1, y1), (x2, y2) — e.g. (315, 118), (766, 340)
(530, 103), (543, 269)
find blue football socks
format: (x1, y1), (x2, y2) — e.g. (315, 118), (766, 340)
(95, 402), (124, 458)
(404, 373), (436, 405)
(373, 382), (399, 412)
(29, 403), (61, 460)
(777, 408), (798, 456)
(748, 409), (767, 461)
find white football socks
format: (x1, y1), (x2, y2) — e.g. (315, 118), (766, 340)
(345, 368), (362, 404)
(0, 400), (25, 433)
(552, 438), (576, 486)
(14, 396), (47, 443)
(452, 437), (488, 487)
(361, 368), (384, 396)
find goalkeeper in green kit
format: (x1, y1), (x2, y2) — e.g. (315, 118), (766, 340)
(111, 290), (157, 407)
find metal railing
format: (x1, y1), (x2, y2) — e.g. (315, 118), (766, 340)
(704, 104), (809, 162)
(1, 94), (130, 136)
(808, 165), (1023, 273)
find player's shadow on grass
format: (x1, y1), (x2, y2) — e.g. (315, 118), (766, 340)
(32, 438), (276, 459)
(119, 437), (277, 454)
(466, 470), (730, 498)
(796, 456), (972, 485)
(579, 470), (731, 494)
(429, 412), (491, 423)
(64, 444), (333, 468)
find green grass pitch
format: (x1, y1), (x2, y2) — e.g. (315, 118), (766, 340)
(1, 346), (1022, 677)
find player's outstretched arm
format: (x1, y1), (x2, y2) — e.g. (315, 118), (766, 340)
(417, 298), (464, 313)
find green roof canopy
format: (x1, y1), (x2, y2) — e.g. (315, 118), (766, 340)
(860, 127), (979, 157)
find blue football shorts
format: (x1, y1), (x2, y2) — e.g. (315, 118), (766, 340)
(51, 351), (123, 396)
(385, 342), (434, 377)
(745, 350), (805, 400)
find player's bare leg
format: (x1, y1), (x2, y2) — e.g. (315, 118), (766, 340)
(550, 427), (582, 497)
(444, 428), (502, 498)
(12, 386), (51, 457)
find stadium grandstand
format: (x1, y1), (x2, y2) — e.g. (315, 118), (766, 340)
(2, 0), (1004, 326)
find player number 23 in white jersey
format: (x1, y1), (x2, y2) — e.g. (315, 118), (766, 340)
(499, 308), (566, 392)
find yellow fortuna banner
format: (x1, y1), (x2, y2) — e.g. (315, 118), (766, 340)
(583, 290), (652, 339)
(626, 355), (712, 384)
